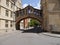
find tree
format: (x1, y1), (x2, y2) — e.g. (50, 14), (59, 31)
(29, 19), (40, 27)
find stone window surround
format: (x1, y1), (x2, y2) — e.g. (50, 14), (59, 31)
(6, 0), (9, 7)
(10, 21), (13, 27)
(10, 11), (14, 17)
(5, 20), (9, 27)
(6, 9), (9, 17)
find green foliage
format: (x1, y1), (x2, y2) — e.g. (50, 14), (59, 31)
(29, 19), (40, 27)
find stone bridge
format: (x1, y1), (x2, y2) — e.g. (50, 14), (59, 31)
(15, 5), (43, 30)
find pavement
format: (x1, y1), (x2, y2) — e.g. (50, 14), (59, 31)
(0, 31), (60, 45)
(0, 30), (21, 36)
(40, 32), (60, 38)
(0, 30), (60, 38)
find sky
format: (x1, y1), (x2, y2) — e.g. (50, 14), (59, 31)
(22, 0), (41, 9)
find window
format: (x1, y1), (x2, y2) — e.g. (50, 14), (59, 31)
(6, 0), (9, 6)
(11, 3), (14, 9)
(10, 21), (13, 27)
(48, 3), (55, 11)
(6, 10), (9, 16)
(34, 11), (36, 15)
(20, 10), (23, 15)
(27, 8), (33, 14)
(28, 10), (31, 13)
(11, 12), (14, 17)
(28, 8), (31, 13)
(16, 7), (19, 10)
(11, 3), (12, 8)
(5, 20), (8, 27)
(10, 11), (13, 17)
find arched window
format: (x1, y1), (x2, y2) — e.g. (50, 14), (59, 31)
(28, 9), (31, 13)
(27, 7), (33, 14)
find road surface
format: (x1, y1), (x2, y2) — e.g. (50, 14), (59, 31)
(0, 31), (60, 45)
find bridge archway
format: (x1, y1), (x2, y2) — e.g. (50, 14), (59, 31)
(16, 16), (42, 30)
(15, 5), (43, 31)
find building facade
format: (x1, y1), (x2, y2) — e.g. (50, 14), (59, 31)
(20, 18), (30, 30)
(41, 0), (60, 32)
(0, 0), (22, 32)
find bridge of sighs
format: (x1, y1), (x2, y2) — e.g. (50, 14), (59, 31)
(15, 5), (43, 30)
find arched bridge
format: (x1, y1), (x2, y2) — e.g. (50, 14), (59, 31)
(15, 5), (43, 30)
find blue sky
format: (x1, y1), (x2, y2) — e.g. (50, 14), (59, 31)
(22, 0), (41, 9)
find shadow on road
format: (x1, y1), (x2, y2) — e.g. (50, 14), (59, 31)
(20, 26), (43, 33)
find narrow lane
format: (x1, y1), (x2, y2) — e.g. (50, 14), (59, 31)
(0, 31), (60, 45)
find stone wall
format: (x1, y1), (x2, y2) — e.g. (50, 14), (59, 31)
(41, 0), (60, 32)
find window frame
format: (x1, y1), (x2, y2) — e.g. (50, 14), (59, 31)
(5, 20), (8, 27)
(6, 0), (9, 7)
(10, 21), (13, 27)
(6, 9), (9, 16)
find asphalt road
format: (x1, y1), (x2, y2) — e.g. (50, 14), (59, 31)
(0, 31), (60, 45)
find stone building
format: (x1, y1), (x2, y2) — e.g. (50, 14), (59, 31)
(41, 0), (60, 32)
(0, 0), (22, 32)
